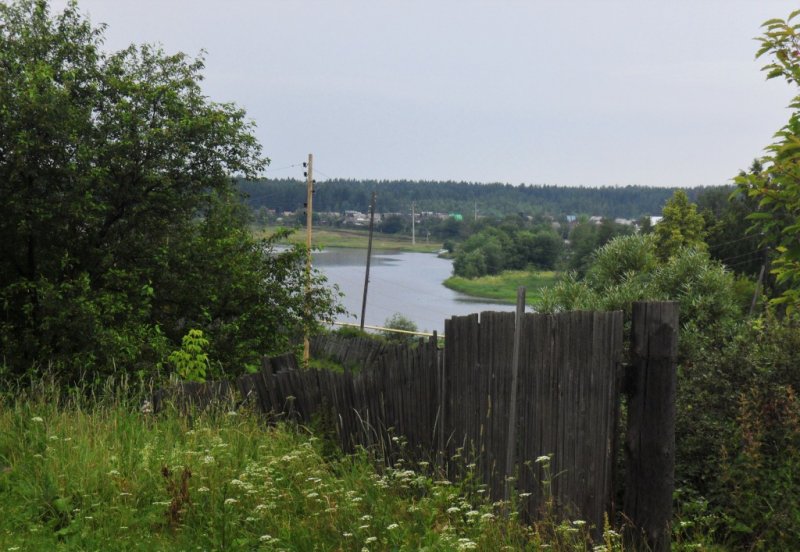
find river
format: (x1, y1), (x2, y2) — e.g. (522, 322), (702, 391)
(313, 249), (518, 334)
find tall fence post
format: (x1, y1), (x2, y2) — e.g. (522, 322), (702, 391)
(624, 301), (679, 552)
(504, 287), (525, 503)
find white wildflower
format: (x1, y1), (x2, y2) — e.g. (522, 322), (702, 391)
(31, 417), (43, 423)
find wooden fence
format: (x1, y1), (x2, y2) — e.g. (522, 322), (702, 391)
(156, 302), (677, 546)
(442, 310), (624, 532)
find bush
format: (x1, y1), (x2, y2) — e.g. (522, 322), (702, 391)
(382, 313), (418, 343)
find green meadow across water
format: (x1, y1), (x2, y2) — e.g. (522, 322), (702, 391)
(254, 225), (443, 254)
(443, 271), (560, 305)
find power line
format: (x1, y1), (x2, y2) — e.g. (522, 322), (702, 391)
(313, 167), (334, 180)
(708, 232), (763, 250)
(717, 246), (768, 265)
(263, 163), (304, 173)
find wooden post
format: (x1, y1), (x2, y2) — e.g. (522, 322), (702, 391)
(360, 192), (377, 331)
(749, 264), (765, 316)
(624, 301), (678, 552)
(504, 287), (525, 503)
(303, 153), (314, 363)
(411, 201), (416, 245)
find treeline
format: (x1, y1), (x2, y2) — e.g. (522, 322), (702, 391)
(239, 178), (698, 219)
(448, 214), (636, 278)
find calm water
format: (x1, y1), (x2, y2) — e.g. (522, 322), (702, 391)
(313, 249), (518, 334)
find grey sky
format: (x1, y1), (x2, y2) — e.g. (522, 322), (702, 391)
(49, 0), (800, 187)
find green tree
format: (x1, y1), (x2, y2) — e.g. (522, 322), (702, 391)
(0, 0), (342, 379)
(382, 312), (418, 343)
(654, 190), (706, 260)
(736, 11), (800, 312)
(697, 182), (765, 278)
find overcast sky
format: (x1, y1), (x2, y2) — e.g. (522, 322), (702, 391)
(49, 0), (800, 187)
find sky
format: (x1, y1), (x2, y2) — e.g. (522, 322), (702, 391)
(48, 0), (800, 187)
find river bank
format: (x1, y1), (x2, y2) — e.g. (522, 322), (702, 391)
(254, 225), (442, 253)
(443, 270), (559, 304)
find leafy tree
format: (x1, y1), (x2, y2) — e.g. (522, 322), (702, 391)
(379, 214), (407, 234)
(0, 0), (342, 379)
(736, 11), (800, 312)
(452, 228), (509, 277)
(654, 190), (706, 261)
(540, 234), (742, 357)
(511, 230), (563, 270)
(382, 312), (418, 343)
(565, 218), (632, 276)
(697, 183), (765, 278)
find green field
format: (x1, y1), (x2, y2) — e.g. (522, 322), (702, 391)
(443, 270), (559, 304)
(254, 225), (443, 253)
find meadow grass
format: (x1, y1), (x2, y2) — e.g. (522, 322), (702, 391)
(253, 225), (443, 253)
(443, 271), (560, 304)
(0, 378), (547, 551)
(0, 376), (721, 551)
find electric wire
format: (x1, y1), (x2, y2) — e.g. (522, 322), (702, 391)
(716, 246), (768, 265)
(263, 163), (304, 173)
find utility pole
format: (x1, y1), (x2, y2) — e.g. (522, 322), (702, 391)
(411, 202), (416, 245)
(360, 192), (377, 331)
(303, 153), (313, 364)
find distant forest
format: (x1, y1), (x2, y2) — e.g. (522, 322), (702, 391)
(238, 178), (705, 219)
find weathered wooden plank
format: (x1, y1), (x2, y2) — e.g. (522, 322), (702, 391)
(624, 302), (678, 552)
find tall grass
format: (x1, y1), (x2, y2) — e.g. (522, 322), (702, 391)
(0, 377), (532, 550)
(0, 376), (720, 550)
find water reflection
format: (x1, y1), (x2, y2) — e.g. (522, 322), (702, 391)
(313, 249), (517, 334)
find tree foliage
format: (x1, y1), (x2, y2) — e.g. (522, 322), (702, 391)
(654, 189), (706, 261)
(736, 10), (800, 312)
(451, 219), (562, 278)
(540, 234), (743, 356)
(0, 0), (342, 379)
(241, 178), (688, 220)
(697, 181), (765, 278)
